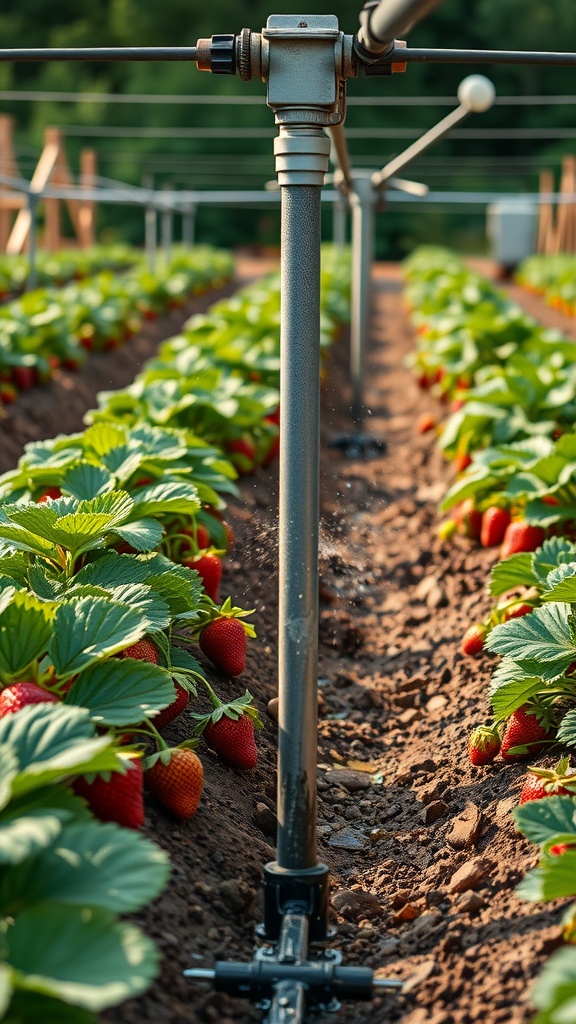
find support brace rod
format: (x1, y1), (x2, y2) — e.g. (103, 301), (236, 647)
(357, 0), (444, 55)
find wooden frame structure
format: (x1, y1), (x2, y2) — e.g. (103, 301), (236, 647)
(0, 115), (97, 253)
(537, 155), (576, 255)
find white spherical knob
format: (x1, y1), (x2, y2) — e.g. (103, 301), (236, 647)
(457, 74), (496, 113)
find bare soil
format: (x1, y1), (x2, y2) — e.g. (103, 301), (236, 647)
(4, 263), (571, 1024)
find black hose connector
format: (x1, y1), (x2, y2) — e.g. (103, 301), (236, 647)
(195, 34), (236, 74)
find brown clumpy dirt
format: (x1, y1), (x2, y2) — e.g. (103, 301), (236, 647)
(5, 262), (568, 1024)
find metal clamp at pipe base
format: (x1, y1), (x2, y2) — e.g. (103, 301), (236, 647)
(274, 129), (331, 187)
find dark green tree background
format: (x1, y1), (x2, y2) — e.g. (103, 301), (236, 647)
(1, 0), (575, 256)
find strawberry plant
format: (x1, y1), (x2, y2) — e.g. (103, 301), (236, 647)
(0, 701), (170, 1022)
(513, 792), (576, 1022)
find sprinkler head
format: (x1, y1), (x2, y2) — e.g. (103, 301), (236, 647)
(457, 74), (496, 112)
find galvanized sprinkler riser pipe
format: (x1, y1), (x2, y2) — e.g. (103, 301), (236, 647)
(276, 125), (331, 872)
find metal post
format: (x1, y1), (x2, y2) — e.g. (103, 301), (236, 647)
(142, 173), (157, 271)
(26, 192), (38, 291)
(349, 173), (375, 431)
(161, 184), (173, 263)
(333, 192), (347, 247)
(182, 203), (196, 246)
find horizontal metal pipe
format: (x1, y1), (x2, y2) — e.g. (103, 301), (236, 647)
(0, 46), (198, 62)
(390, 46), (576, 66)
(357, 0), (444, 54)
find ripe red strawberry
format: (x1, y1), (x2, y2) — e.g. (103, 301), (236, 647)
(37, 486), (62, 503)
(73, 759), (144, 829)
(501, 521), (546, 559)
(226, 437), (256, 474)
(12, 366), (35, 392)
(458, 498), (482, 540)
(200, 618), (247, 677)
(451, 398), (466, 413)
(453, 452), (472, 473)
(468, 725), (501, 766)
(262, 421), (280, 466)
(145, 747), (203, 819)
(417, 413), (436, 434)
(461, 624), (487, 657)
(185, 553), (222, 602)
(503, 603), (533, 621)
(0, 682), (59, 717)
(416, 372), (431, 390)
(500, 705), (555, 762)
(480, 506), (511, 548)
(204, 713), (258, 770)
(550, 843), (576, 856)
(152, 684), (189, 732)
(120, 638), (159, 663)
(266, 404), (280, 425)
(519, 757), (576, 804)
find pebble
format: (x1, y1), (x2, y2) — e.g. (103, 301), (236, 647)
(327, 769), (371, 793)
(253, 802), (277, 837)
(331, 888), (383, 921)
(446, 802), (483, 849)
(454, 891), (486, 914)
(426, 694), (448, 712)
(447, 858), (490, 894)
(402, 958), (437, 994)
(398, 707), (421, 726)
(328, 829), (367, 850)
(426, 583), (448, 609)
(422, 800), (449, 825)
(345, 805), (363, 821)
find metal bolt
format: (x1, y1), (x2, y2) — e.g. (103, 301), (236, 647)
(298, 21), (308, 28)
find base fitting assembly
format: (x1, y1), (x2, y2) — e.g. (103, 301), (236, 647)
(185, 862), (402, 1021)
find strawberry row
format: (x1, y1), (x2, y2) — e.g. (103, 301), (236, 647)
(0, 245), (234, 404)
(0, 246), (351, 1023)
(517, 253), (576, 317)
(404, 246), (576, 1023)
(0, 243), (139, 300)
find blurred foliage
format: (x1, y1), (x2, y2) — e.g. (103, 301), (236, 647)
(1, 0), (576, 256)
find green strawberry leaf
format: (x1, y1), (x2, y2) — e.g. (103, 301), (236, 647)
(542, 562), (576, 603)
(488, 662), (547, 721)
(0, 704), (121, 797)
(0, 787), (88, 865)
(531, 947), (576, 1024)
(62, 464), (114, 501)
(108, 584), (171, 634)
(28, 564), (65, 601)
(0, 745), (19, 813)
(112, 518), (164, 552)
(65, 659), (175, 727)
(3, 991), (97, 1023)
(50, 597), (146, 676)
(0, 552), (29, 587)
(0, 589), (55, 678)
(533, 537), (576, 587)
(83, 422), (128, 458)
(488, 553), (536, 596)
(6, 906), (159, 1011)
(0, 819), (170, 915)
(72, 553), (150, 589)
(514, 794), (576, 851)
(517, 849), (576, 904)
(558, 710), (576, 748)
(486, 603), (576, 678)
(128, 480), (201, 520)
